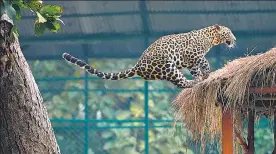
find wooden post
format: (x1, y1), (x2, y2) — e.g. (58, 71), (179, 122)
(247, 109), (255, 154)
(248, 87), (276, 154)
(222, 108), (234, 154)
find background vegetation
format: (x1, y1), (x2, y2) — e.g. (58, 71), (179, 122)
(28, 57), (274, 154)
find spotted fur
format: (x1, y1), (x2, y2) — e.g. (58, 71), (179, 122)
(62, 24), (236, 88)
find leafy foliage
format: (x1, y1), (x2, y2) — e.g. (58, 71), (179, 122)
(255, 127), (274, 154)
(1, 0), (64, 36)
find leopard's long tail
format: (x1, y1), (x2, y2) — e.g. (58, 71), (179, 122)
(62, 53), (137, 80)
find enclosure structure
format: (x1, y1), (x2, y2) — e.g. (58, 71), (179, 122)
(17, 1), (276, 154)
(172, 48), (276, 153)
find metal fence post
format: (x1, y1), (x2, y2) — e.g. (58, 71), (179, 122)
(144, 81), (149, 154)
(139, 1), (150, 153)
(83, 45), (89, 154)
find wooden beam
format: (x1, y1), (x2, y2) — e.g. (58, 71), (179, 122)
(249, 87), (276, 94)
(222, 108), (234, 154)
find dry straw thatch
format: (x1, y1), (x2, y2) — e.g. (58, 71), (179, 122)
(171, 47), (276, 144)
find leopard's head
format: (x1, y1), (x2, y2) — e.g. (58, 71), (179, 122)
(212, 24), (236, 48)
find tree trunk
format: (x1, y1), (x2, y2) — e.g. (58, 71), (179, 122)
(0, 26), (60, 154)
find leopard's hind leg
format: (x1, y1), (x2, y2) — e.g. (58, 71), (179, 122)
(189, 57), (211, 81)
(136, 58), (197, 88)
(155, 61), (197, 88)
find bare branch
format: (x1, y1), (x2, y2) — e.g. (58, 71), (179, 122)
(234, 127), (248, 153)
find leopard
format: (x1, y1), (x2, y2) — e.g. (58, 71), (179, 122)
(62, 24), (236, 88)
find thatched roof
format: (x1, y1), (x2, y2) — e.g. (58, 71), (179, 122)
(171, 47), (276, 144)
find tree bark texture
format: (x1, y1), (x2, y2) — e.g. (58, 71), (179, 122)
(0, 36), (60, 154)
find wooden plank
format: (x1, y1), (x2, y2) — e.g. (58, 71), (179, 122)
(222, 108), (234, 154)
(249, 87), (276, 94)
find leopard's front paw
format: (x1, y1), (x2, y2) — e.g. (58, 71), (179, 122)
(202, 73), (210, 79)
(185, 80), (197, 88)
(194, 76), (203, 83)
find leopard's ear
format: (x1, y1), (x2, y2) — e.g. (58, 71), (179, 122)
(213, 24), (221, 31)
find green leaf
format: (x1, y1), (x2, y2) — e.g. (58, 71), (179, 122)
(56, 18), (65, 25)
(36, 12), (47, 23)
(11, 25), (19, 37)
(122, 147), (140, 154)
(40, 5), (63, 17)
(45, 20), (60, 33)
(104, 141), (115, 150)
(34, 22), (46, 36)
(53, 95), (65, 104)
(130, 104), (143, 118)
(73, 70), (81, 78)
(68, 92), (78, 100)
(27, 0), (42, 12)
(116, 111), (131, 119)
(16, 1), (28, 9)
(12, 4), (21, 20)
(44, 61), (55, 70)
(101, 131), (113, 139)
